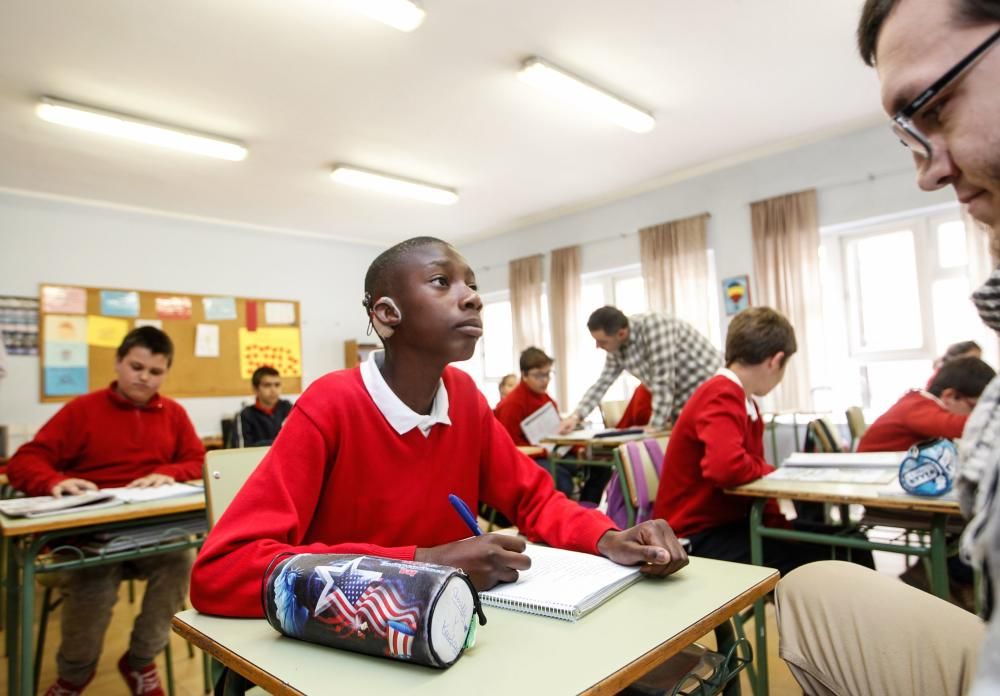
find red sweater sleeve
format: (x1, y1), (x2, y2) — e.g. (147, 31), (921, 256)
(191, 407), (423, 617)
(8, 402), (84, 496)
(152, 405), (205, 482)
(695, 387), (774, 487)
(907, 398), (968, 440)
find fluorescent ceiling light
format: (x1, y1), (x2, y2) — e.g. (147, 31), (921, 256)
(517, 57), (655, 134)
(35, 97), (247, 161)
(347, 0), (425, 32)
(331, 165), (457, 205)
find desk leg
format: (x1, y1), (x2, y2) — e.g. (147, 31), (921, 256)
(749, 500), (769, 696)
(929, 513), (949, 600)
(6, 537), (20, 694)
(19, 540), (39, 696)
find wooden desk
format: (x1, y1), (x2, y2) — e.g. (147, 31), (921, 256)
(2, 493), (207, 696)
(174, 557), (777, 696)
(728, 476), (962, 696)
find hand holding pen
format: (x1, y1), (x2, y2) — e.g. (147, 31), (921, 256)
(413, 493), (532, 591)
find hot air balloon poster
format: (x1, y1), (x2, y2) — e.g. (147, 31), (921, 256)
(722, 275), (750, 315)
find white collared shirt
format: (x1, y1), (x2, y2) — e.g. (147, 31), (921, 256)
(360, 350), (451, 437)
(715, 367), (759, 421)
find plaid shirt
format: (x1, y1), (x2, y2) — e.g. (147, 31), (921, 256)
(573, 313), (721, 428)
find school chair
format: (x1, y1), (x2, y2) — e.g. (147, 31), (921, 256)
(845, 406), (867, 451)
(801, 418), (850, 525)
(599, 399), (628, 428)
(609, 437), (668, 528)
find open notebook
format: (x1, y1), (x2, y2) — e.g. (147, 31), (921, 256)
(0, 483), (202, 518)
(479, 543), (641, 621)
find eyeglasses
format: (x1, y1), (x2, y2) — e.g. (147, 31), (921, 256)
(891, 28), (1000, 161)
(526, 370), (553, 381)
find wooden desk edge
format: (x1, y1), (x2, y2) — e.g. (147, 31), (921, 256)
(173, 617), (304, 696)
(1, 498), (206, 537)
(725, 485), (959, 515)
(583, 569), (779, 696)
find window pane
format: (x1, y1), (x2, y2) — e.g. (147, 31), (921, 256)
(937, 220), (967, 269)
(481, 300), (514, 379)
(852, 230), (923, 351)
(614, 276), (647, 315)
(932, 277), (983, 357)
(863, 359), (933, 414)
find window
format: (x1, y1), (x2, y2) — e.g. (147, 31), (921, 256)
(821, 207), (991, 414)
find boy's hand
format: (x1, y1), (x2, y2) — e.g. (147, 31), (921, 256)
(597, 520), (689, 577)
(415, 533), (532, 590)
(557, 414), (581, 434)
(51, 478), (98, 497)
(127, 473), (176, 488)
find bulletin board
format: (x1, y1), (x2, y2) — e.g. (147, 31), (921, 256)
(38, 283), (302, 402)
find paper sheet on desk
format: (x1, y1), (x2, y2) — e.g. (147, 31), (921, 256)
(782, 452), (905, 468)
(766, 467), (898, 484)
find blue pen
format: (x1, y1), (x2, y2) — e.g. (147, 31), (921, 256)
(448, 493), (483, 536)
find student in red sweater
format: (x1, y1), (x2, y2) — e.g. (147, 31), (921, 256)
(8, 327), (204, 696)
(191, 237), (688, 618)
(651, 307), (872, 575)
(616, 384), (652, 428)
(858, 357), (995, 452)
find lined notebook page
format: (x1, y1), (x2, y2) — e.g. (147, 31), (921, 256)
(479, 544), (641, 621)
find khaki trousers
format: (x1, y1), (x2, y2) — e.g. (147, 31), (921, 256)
(775, 561), (985, 696)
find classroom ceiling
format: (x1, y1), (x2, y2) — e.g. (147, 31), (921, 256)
(0, 1), (883, 247)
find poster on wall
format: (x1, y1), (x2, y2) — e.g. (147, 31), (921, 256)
(722, 275), (751, 315)
(0, 296), (40, 355)
(238, 327), (302, 378)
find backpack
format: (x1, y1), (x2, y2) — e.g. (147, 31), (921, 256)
(605, 438), (666, 529)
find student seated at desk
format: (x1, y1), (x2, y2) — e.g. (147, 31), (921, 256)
(616, 384), (652, 428)
(229, 365), (293, 447)
(496, 373), (517, 404)
(8, 327), (204, 696)
(190, 236), (688, 617)
(651, 307), (873, 575)
(858, 357), (995, 452)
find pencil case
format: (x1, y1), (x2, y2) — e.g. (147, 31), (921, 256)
(262, 553), (487, 668)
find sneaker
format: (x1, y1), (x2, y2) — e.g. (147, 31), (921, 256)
(117, 652), (165, 696)
(43, 674), (92, 696)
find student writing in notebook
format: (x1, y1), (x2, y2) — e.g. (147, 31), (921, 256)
(229, 365), (293, 447)
(191, 237), (688, 617)
(651, 307), (874, 574)
(8, 326), (204, 696)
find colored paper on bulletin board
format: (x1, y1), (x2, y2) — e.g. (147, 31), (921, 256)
(134, 318), (163, 329)
(203, 297), (237, 321)
(195, 323), (220, 358)
(44, 341), (88, 368)
(246, 300), (258, 331)
(100, 290), (140, 317)
(43, 314), (87, 343)
(44, 367), (88, 396)
(87, 315), (129, 348)
(156, 296), (192, 319)
(42, 286), (86, 314)
(238, 327), (302, 378)
(264, 301), (295, 325)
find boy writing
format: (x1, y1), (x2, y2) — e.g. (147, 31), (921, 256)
(191, 237), (688, 616)
(229, 365), (293, 447)
(651, 307), (871, 574)
(858, 356), (995, 452)
(8, 326), (204, 696)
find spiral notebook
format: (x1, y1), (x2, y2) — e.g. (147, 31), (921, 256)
(479, 543), (641, 621)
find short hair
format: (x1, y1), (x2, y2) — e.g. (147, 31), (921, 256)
(857, 0), (1000, 66)
(252, 366), (280, 388)
(116, 326), (174, 366)
(725, 307), (797, 367)
(519, 347), (554, 373)
(362, 236), (450, 315)
(587, 306), (629, 334)
(927, 356), (996, 398)
(942, 340), (982, 363)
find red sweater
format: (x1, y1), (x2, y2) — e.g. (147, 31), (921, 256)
(651, 375), (784, 538)
(8, 384), (204, 497)
(191, 366), (617, 617)
(493, 380), (557, 448)
(858, 390), (967, 452)
(617, 384), (652, 428)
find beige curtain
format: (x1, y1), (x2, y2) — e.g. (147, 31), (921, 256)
(639, 213), (711, 336)
(509, 255), (545, 361)
(751, 189), (822, 411)
(549, 246), (580, 406)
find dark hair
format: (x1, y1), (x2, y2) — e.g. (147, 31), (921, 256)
(927, 356), (996, 397)
(942, 340), (982, 363)
(587, 306), (629, 334)
(116, 326), (174, 366)
(362, 236), (450, 315)
(858, 0), (1000, 66)
(725, 307), (797, 367)
(519, 347), (553, 373)
(252, 365), (280, 388)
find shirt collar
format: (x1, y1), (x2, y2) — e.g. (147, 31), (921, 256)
(715, 367), (758, 421)
(254, 398), (276, 416)
(360, 350), (451, 437)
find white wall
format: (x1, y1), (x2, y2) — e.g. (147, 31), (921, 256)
(0, 191), (379, 436)
(462, 124), (955, 325)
